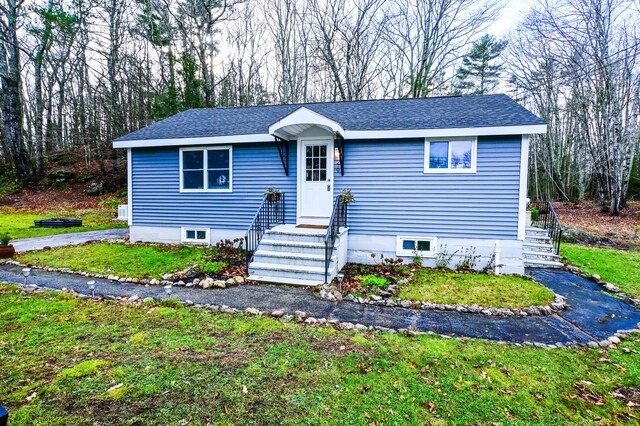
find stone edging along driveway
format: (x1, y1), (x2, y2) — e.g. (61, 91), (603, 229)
(1, 264), (640, 349)
(2, 259), (569, 318)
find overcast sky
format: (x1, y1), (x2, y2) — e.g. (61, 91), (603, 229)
(489, 0), (534, 35)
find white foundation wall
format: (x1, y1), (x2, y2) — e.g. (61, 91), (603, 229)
(130, 226), (524, 275)
(347, 234), (524, 275)
(130, 226), (245, 245)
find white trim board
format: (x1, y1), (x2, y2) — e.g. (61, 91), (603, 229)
(269, 107), (345, 138)
(127, 148), (133, 226)
(517, 135), (530, 241)
(113, 124), (548, 148)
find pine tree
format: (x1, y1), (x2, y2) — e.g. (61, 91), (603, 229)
(454, 34), (507, 95)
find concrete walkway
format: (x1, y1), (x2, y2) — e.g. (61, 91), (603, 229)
(1, 264), (639, 346)
(12, 228), (129, 252)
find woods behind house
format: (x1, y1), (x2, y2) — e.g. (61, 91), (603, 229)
(1, 0), (639, 215)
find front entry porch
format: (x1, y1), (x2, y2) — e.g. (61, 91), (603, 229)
(247, 224), (348, 286)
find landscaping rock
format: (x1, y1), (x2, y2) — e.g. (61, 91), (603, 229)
(270, 310), (285, 318)
(609, 336), (621, 345)
(142, 297), (154, 303)
(225, 278), (236, 287)
(213, 280), (227, 288)
(343, 294), (355, 301)
(192, 278), (200, 286)
(294, 311), (307, 321)
(245, 307), (261, 315)
(339, 322), (355, 330)
(200, 278), (214, 289)
(233, 276), (245, 285)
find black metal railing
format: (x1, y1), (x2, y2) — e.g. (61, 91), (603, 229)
(530, 200), (563, 255)
(324, 196), (348, 283)
(245, 193), (286, 272)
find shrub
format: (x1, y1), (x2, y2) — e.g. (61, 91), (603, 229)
(530, 207), (540, 222)
(361, 275), (388, 288)
(435, 244), (457, 269)
(455, 247), (481, 270)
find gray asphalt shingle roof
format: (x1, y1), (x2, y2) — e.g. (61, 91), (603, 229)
(116, 94), (545, 141)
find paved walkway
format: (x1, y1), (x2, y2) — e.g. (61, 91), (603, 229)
(12, 228), (129, 252)
(2, 264), (639, 345)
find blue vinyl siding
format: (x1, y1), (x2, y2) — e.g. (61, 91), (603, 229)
(131, 142), (297, 229)
(334, 135), (521, 239)
(131, 135), (521, 239)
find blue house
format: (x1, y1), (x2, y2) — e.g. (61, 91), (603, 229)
(114, 94), (549, 285)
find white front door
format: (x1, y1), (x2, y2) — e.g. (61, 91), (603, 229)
(298, 139), (334, 225)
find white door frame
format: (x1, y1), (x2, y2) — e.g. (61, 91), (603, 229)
(296, 136), (334, 225)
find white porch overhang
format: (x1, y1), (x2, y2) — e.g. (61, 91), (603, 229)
(268, 107), (345, 140)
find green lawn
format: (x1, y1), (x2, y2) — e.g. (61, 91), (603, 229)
(1, 283), (639, 425)
(398, 269), (556, 309)
(17, 242), (217, 279)
(563, 243), (640, 298)
(0, 207), (127, 240)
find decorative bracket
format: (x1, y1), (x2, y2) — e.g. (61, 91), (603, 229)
(274, 135), (289, 176)
(335, 132), (345, 176)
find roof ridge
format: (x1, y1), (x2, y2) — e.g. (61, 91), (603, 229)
(188, 93), (509, 112)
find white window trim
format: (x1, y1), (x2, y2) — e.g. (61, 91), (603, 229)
(396, 236), (438, 258)
(424, 137), (477, 174)
(179, 146), (233, 193)
(181, 227), (211, 244)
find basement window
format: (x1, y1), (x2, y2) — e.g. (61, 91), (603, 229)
(182, 227), (210, 244)
(396, 236), (437, 257)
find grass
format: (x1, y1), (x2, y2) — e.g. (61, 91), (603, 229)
(398, 269), (556, 309)
(563, 243), (640, 298)
(17, 242), (217, 279)
(1, 283), (639, 425)
(0, 207), (127, 240)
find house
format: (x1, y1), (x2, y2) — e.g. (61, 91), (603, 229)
(114, 94), (549, 286)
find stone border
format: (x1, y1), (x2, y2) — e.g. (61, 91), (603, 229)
(7, 281), (640, 349)
(564, 265), (640, 307)
(0, 259), (246, 290)
(318, 277), (568, 317)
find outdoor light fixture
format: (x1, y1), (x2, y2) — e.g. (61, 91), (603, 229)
(164, 284), (173, 296)
(21, 268), (31, 285)
(87, 280), (96, 297)
(337, 273), (345, 293)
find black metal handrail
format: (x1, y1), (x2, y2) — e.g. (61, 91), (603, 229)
(530, 200), (563, 255)
(324, 196), (348, 283)
(245, 193), (286, 272)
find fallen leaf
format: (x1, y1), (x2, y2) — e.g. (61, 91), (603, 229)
(500, 367), (511, 377)
(242, 385), (248, 394)
(26, 392), (36, 402)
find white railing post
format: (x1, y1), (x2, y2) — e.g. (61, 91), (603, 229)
(494, 241), (502, 276)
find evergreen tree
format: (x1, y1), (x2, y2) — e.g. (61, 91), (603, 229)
(454, 34), (507, 95)
(180, 52), (206, 109)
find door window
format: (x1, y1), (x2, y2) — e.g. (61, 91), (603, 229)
(305, 145), (327, 182)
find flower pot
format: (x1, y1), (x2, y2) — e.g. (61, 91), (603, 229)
(267, 193), (281, 203)
(0, 244), (15, 258)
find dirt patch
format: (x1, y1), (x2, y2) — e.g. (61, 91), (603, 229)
(553, 201), (640, 247)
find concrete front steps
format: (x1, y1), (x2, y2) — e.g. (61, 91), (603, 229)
(248, 225), (341, 286)
(523, 227), (563, 268)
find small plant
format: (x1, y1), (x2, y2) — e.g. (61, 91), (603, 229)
(0, 233), (10, 245)
(99, 198), (120, 209)
(411, 249), (423, 267)
(361, 275), (388, 288)
(264, 187), (282, 202)
(530, 207), (540, 222)
(214, 239), (244, 260)
(339, 188), (355, 204)
(455, 247), (481, 270)
(435, 244), (458, 269)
